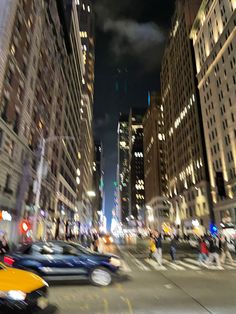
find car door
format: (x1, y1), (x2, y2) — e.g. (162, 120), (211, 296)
(59, 244), (90, 276)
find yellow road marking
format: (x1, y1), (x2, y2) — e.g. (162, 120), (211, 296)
(115, 283), (124, 292)
(121, 296), (134, 314)
(103, 298), (109, 314)
(125, 298), (134, 314)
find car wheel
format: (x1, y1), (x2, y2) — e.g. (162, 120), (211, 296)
(90, 267), (112, 287)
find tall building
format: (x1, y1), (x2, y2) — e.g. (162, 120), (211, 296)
(75, 0), (95, 230)
(161, 0), (212, 233)
(117, 114), (129, 223)
(129, 108), (145, 222)
(92, 140), (104, 229)
(190, 0), (236, 226)
(0, 0), (94, 240)
(0, 0), (72, 239)
(143, 92), (169, 229)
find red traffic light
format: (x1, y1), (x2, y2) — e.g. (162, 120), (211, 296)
(20, 220), (31, 234)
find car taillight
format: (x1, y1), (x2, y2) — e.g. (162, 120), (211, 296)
(4, 256), (15, 266)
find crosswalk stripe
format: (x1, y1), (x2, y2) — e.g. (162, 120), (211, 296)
(225, 261), (236, 268)
(162, 259), (185, 270)
(128, 253), (150, 271)
(184, 258), (204, 267)
(184, 258), (235, 270)
(223, 264), (235, 270)
(145, 259), (167, 271)
(177, 261), (201, 270)
(120, 260), (132, 272)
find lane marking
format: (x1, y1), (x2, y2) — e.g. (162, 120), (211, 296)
(162, 258), (185, 270)
(128, 252), (150, 271)
(121, 296), (134, 314)
(145, 258), (167, 271)
(103, 298), (109, 314)
(115, 283), (124, 292)
(164, 284), (173, 289)
(120, 259), (132, 272)
(177, 261), (201, 270)
(184, 258), (205, 267)
(223, 264), (235, 270)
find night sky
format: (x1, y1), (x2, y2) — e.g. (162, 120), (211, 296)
(93, 0), (175, 227)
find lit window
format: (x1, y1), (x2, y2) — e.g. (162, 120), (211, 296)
(82, 3), (85, 10)
(88, 5), (90, 12)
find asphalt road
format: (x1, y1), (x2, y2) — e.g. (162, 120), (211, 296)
(45, 239), (236, 314)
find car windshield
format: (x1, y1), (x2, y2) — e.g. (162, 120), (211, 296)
(69, 242), (93, 255)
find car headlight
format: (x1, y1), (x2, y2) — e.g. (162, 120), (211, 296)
(109, 257), (121, 267)
(7, 290), (26, 301)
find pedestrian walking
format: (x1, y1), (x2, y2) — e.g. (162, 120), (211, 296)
(170, 235), (177, 262)
(149, 233), (156, 259)
(153, 231), (162, 266)
(198, 236), (208, 264)
(207, 235), (223, 269)
(220, 235), (233, 264)
(0, 234), (9, 259)
(92, 232), (99, 252)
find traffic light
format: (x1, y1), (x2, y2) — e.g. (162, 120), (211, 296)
(20, 220), (31, 234)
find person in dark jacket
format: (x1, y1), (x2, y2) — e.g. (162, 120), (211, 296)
(170, 235), (177, 262)
(207, 235), (222, 269)
(0, 234), (9, 258)
(153, 231), (162, 266)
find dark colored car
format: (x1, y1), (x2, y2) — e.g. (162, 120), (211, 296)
(4, 241), (121, 287)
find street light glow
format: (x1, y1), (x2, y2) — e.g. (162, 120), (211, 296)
(87, 190), (96, 197)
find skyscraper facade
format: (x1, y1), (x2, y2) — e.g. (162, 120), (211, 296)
(190, 0), (236, 225)
(0, 0), (94, 239)
(161, 0), (212, 232)
(117, 114), (129, 223)
(129, 108), (145, 222)
(92, 140), (104, 228)
(143, 92), (169, 229)
(75, 0), (95, 230)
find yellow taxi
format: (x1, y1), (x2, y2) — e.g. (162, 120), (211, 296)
(0, 262), (48, 311)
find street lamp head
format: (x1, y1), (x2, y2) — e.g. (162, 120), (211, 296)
(87, 191), (96, 197)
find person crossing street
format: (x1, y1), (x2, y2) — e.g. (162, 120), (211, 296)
(220, 235), (233, 265)
(149, 232), (156, 259)
(153, 231), (162, 266)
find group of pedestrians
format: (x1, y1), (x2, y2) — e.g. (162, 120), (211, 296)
(198, 234), (233, 268)
(149, 230), (234, 269)
(149, 231), (178, 266)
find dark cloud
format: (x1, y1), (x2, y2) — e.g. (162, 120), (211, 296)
(95, 0), (168, 72)
(104, 19), (164, 70)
